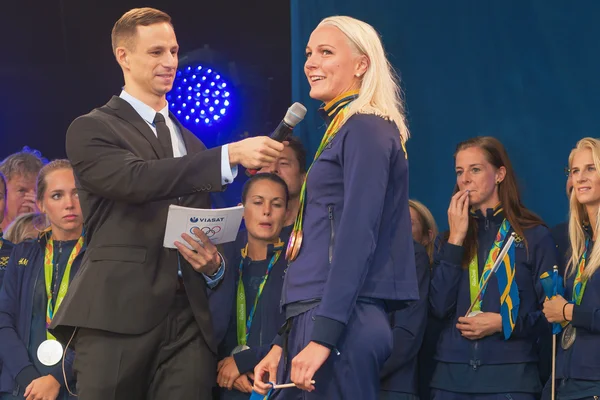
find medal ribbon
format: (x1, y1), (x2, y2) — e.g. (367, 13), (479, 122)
(289, 94), (356, 257)
(572, 237), (590, 306)
(236, 240), (284, 346)
(44, 235), (84, 340)
(468, 218), (511, 312)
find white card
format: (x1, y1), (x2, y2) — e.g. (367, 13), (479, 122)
(163, 204), (244, 249)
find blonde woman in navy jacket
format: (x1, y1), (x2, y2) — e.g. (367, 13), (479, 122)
(430, 137), (559, 400)
(0, 160), (83, 400)
(544, 137), (600, 400)
(253, 15), (418, 400)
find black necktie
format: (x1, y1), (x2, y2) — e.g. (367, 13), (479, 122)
(153, 113), (174, 158)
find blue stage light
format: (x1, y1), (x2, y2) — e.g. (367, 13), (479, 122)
(168, 63), (233, 127)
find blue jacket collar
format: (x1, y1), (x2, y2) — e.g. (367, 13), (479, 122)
(317, 90), (360, 125)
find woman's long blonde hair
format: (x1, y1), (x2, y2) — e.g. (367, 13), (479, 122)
(567, 137), (600, 279)
(318, 16), (409, 143)
(409, 200), (438, 263)
(4, 212), (46, 244)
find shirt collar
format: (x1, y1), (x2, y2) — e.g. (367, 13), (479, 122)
(317, 89), (360, 125)
(469, 202), (505, 224)
(241, 239), (285, 263)
(119, 90), (170, 125)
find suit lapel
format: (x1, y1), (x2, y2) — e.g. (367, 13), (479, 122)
(107, 96), (166, 159)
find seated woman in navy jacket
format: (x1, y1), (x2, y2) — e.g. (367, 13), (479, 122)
(215, 173), (290, 399)
(0, 160), (84, 400)
(254, 15), (418, 400)
(543, 137), (600, 400)
(430, 137), (559, 400)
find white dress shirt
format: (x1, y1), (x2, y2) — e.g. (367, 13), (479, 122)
(119, 90), (237, 185)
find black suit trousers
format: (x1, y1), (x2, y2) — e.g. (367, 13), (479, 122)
(73, 293), (215, 400)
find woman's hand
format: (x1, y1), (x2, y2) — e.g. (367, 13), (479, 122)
(290, 341), (331, 392)
(217, 356), (241, 390)
(253, 346), (282, 395)
(456, 312), (502, 340)
(543, 295), (572, 323)
(448, 190), (470, 246)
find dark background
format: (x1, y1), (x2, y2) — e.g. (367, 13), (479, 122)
(3, 1), (598, 227)
(0, 0), (291, 161)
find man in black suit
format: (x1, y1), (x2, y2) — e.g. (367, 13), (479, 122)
(49, 7), (284, 400)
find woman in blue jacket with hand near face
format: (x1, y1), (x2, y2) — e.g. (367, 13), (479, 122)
(430, 137), (559, 400)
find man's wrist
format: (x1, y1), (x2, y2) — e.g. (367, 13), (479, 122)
(228, 142), (240, 166)
(205, 252), (223, 278)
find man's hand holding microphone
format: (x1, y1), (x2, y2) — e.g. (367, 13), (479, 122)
(229, 102), (307, 171)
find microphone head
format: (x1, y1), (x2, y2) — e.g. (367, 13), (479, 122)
(283, 102), (307, 127)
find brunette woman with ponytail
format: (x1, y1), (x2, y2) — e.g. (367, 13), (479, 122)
(429, 136), (560, 400)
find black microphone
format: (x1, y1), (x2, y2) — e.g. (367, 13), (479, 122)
(246, 102), (307, 176)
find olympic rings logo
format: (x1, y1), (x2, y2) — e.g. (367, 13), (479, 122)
(190, 226), (222, 238)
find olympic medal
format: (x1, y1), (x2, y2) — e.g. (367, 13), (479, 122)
(561, 325), (576, 350)
(286, 231), (297, 260)
(231, 345), (251, 356)
(37, 339), (63, 366)
(288, 230), (303, 261)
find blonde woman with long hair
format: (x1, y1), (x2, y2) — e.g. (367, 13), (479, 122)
(409, 199), (438, 263)
(543, 137), (600, 399)
(253, 15), (418, 399)
(0, 160), (83, 399)
(4, 212), (45, 244)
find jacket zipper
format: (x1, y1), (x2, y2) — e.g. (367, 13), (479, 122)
(19, 260), (42, 396)
(328, 205), (335, 264)
(51, 242), (62, 306)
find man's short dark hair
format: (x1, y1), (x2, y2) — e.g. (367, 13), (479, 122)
(111, 8), (172, 54)
(286, 136), (307, 173)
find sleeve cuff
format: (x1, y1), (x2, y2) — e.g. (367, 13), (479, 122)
(202, 252), (225, 289)
(272, 334), (283, 347)
(439, 242), (464, 266)
(49, 367), (65, 387)
(571, 304), (593, 330)
(310, 315), (346, 348)
(232, 349), (259, 374)
(15, 365), (41, 388)
(220, 145), (238, 185)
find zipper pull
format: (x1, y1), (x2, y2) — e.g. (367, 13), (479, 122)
(328, 206), (334, 220)
(485, 219), (490, 231)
